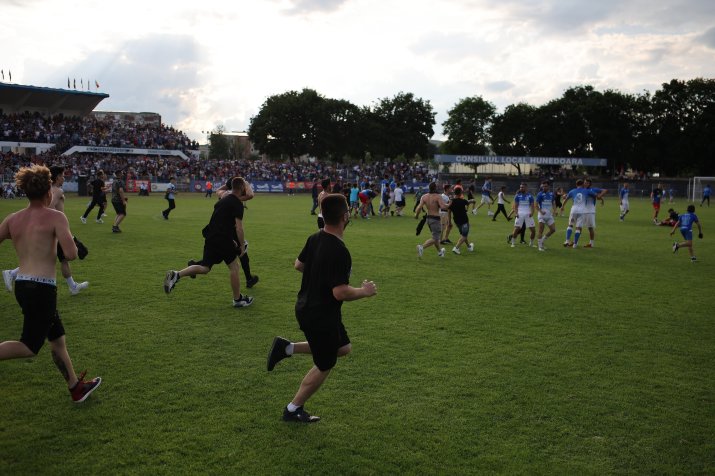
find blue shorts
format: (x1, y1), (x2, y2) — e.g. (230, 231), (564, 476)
(680, 229), (692, 241)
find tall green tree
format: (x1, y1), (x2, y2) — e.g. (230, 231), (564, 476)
(490, 103), (537, 175)
(370, 92), (436, 159)
(441, 95), (496, 155)
(208, 124), (230, 160)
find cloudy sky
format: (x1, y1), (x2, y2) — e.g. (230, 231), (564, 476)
(2, 0), (714, 142)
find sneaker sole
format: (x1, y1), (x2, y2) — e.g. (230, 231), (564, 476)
(233, 298), (254, 308)
(73, 377), (102, 404)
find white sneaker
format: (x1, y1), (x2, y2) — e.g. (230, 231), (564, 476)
(438, 248), (445, 257)
(510, 243), (516, 248)
(472, 209), (478, 215)
(452, 246), (461, 255)
(3, 269), (14, 292)
(70, 281), (89, 295)
(538, 247), (545, 252)
(95, 218), (103, 224)
(416, 244), (424, 258)
(487, 210), (494, 216)
(467, 243), (474, 252)
(164, 270), (179, 294)
(80, 216), (87, 224)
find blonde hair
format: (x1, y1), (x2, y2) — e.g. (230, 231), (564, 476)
(15, 164), (51, 199)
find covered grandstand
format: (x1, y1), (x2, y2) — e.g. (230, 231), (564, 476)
(0, 83), (109, 117)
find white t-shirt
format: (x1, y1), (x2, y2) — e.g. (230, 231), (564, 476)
(394, 187), (404, 202)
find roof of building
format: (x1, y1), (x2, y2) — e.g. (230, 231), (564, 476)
(0, 83), (109, 116)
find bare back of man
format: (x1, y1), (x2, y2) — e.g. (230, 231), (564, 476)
(415, 189), (448, 257)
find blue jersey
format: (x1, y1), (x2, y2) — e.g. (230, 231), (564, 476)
(584, 187), (603, 213)
(536, 191), (554, 211)
(349, 187), (359, 202)
(566, 187), (595, 214)
(481, 180), (492, 196)
(620, 188), (629, 200)
(704, 186), (712, 198)
(678, 212), (699, 231)
(514, 192), (534, 215)
(652, 189), (662, 204)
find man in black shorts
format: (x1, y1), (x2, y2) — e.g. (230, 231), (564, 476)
(266, 194), (377, 423)
(0, 164), (101, 403)
(81, 170), (108, 224)
(111, 170), (127, 233)
(163, 176), (254, 307)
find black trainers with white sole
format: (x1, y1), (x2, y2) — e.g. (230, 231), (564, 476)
(282, 406), (320, 423)
(267, 336), (291, 371)
(233, 294), (254, 308)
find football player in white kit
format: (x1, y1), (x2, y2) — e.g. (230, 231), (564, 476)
(535, 180), (556, 251)
(509, 182), (536, 247)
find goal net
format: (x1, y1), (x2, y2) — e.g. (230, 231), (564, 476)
(688, 177), (715, 202)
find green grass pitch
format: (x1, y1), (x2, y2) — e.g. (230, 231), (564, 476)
(1, 192), (713, 474)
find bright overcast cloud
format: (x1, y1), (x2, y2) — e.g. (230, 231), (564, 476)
(2, 0), (715, 141)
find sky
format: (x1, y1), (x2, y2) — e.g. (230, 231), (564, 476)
(2, 0), (714, 142)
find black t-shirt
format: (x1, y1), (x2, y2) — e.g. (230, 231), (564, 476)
(202, 194), (244, 242)
(91, 179), (105, 199)
(449, 197), (470, 226)
(295, 231), (352, 330)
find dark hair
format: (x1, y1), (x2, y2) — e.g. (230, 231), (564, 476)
(576, 179), (584, 186)
(231, 176), (246, 193)
(429, 182), (437, 193)
(454, 187), (464, 196)
(322, 194), (348, 225)
(15, 165), (51, 199)
(50, 166), (64, 183)
(321, 178), (331, 191)
(687, 205), (695, 213)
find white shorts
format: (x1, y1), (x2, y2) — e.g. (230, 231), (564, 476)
(570, 213), (585, 228)
(582, 214), (596, 228)
(514, 215), (535, 228)
(480, 195), (492, 204)
(620, 201), (629, 213)
(538, 210), (555, 226)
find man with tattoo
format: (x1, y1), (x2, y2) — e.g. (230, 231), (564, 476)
(0, 165), (101, 403)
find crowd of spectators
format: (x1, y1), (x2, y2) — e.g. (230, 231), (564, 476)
(1, 111), (198, 153)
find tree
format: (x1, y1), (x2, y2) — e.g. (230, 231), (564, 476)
(209, 124), (230, 161)
(248, 88), (325, 160)
(369, 92), (436, 159)
(441, 96), (496, 155)
(490, 103), (537, 175)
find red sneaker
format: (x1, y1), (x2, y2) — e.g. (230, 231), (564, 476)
(70, 370), (102, 403)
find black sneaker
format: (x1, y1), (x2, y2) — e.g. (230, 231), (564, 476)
(112, 226), (121, 233)
(246, 275), (259, 288)
(267, 336), (291, 371)
(164, 270), (178, 294)
(187, 260), (198, 279)
(233, 294), (254, 308)
(282, 406), (320, 423)
(506, 234), (512, 245)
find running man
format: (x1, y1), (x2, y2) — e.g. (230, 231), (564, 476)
(448, 186), (474, 254)
(651, 185), (663, 224)
(0, 165), (101, 403)
(80, 170), (109, 224)
(491, 186), (510, 221)
(266, 194), (377, 423)
(535, 180), (557, 251)
(415, 182), (449, 258)
(475, 176), (494, 214)
(164, 176), (254, 307)
(671, 204), (703, 262)
(162, 177), (177, 220)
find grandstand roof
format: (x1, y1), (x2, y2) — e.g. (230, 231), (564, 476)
(0, 83), (109, 117)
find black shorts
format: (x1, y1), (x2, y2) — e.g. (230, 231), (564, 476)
(15, 280), (65, 354)
(396, 200), (406, 207)
(112, 200), (126, 215)
(198, 238), (237, 269)
(302, 322), (350, 371)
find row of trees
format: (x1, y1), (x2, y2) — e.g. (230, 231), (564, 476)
(240, 78), (715, 176)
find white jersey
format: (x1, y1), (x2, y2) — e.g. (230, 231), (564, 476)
(394, 187), (404, 202)
(497, 191), (505, 204)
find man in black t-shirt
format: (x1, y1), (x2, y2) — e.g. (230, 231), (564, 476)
(266, 194), (377, 423)
(163, 177), (254, 307)
(80, 170), (108, 224)
(448, 186), (474, 254)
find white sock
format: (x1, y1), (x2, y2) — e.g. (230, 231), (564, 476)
(286, 343), (294, 355)
(590, 240), (594, 246)
(66, 277), (77, 288)
(287, 402), (300, 412)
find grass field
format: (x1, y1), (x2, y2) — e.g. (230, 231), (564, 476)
(1, 191), (714, 475)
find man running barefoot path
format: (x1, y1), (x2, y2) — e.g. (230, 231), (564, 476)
(0, 165), (101, 403)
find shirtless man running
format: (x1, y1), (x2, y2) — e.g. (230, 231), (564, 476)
(0, 165), (101, 403)
(415, 182), (449, 258)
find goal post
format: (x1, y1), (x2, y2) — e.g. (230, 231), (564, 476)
(689, 177), (715, 202)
